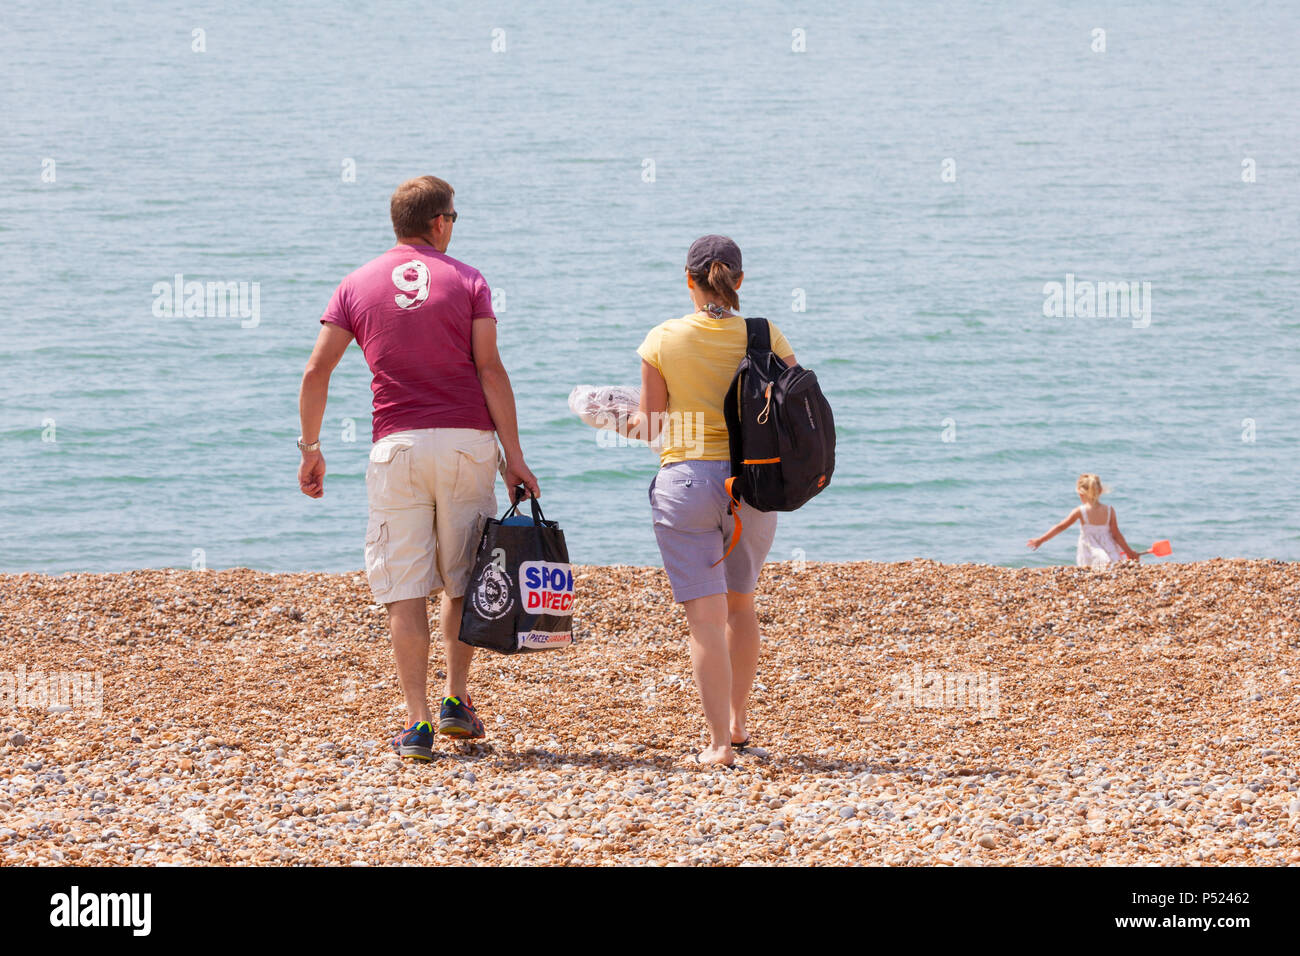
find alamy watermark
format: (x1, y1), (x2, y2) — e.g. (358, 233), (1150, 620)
(152, 274), (260, 328)
(887, 663), (1000, 717)
(595, 410), (705, 457)
(50, 886), (150, 936)
(1042, 273), (1151, 328)
(2, 666), (104, 717)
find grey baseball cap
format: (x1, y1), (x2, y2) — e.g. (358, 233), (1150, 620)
(686, 234), (742, 274)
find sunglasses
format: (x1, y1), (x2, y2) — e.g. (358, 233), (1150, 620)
(438, 210), (459, 223)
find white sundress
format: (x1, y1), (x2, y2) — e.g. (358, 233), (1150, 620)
(1077, 504), (1123, 568)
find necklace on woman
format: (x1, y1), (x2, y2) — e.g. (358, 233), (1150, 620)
(701, 303), (731, 318)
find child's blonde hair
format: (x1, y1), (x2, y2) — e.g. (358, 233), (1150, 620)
(1076, 473), (1109, 504)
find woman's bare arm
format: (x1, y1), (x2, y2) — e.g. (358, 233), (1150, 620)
(616, 353), (791, 443)
(616, 360), (668, 443)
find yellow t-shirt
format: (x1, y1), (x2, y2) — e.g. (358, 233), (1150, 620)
(636, 313), (794, 465)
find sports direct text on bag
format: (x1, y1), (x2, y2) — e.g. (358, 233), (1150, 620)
(520, 561), (574, 613)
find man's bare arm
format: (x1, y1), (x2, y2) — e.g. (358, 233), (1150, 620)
(472, 318), (539, 499)
(297, 323), (353, 498)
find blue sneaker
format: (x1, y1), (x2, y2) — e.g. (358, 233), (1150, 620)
(438, 695), (485, 739)
(391, 720), (434, 761)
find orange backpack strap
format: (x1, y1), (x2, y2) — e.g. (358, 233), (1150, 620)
(711, 476), (743, 568)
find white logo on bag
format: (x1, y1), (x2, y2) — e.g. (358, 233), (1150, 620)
(517, 630), (573, 650)
(472, 563), (513, 620)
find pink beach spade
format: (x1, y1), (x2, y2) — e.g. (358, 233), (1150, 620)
(1139, 540), (1172, 558)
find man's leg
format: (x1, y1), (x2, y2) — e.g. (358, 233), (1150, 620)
(436, 591), (485, 737)
(366, 432), (438, 758)
(432, 429), (499, 738)
(388, 597), (432, 725)
(440, 592), (473, 699)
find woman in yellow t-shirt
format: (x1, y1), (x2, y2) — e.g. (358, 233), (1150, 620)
(630, 235), (797, 768)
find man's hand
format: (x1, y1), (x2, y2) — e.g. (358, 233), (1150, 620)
(299, 450), (326, 498)
(504, 456), (539, 500)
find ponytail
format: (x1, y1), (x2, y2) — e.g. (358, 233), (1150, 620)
(691, 260), (740, 311)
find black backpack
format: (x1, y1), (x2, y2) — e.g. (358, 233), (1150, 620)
(723, 318), (835, 513)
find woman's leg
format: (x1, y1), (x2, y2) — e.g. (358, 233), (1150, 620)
(721, 502), (777, 748)
(682, 593), (734, 765)
(650, 461), (739, 764)
(725, 590), (761, 744)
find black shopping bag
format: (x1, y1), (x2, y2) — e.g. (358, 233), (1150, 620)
(460, 493), (574, 654)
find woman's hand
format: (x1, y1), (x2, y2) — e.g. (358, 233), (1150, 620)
(1026, 537), (1042, 550)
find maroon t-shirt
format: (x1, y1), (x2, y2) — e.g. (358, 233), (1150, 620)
(321, 244), (496, 441)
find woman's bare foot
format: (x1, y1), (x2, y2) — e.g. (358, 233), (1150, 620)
(695, 744), (734, 767)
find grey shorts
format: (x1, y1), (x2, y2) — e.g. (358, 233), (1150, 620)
(648, 460), (778, 603)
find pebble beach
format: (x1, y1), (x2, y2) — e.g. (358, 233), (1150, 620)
(1, 560), (1297, 866)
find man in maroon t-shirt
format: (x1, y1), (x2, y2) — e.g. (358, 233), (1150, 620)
(297, 175), (539, 762)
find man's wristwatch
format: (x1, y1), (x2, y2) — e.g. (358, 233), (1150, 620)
(297, 437), (320, 453)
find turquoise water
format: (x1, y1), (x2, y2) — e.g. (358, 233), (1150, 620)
(3, 2), (1298, 573)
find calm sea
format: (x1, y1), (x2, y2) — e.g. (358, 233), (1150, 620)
(3, 2), (1298, 573)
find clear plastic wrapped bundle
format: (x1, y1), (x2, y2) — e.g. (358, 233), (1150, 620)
(568, 384), (661, 448)
(568, 384), (640, 430)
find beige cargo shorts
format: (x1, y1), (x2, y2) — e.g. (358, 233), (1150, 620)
(364, 428), (500, 604)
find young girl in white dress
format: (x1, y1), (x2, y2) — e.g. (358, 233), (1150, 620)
(1027, 474), (1139, 568)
